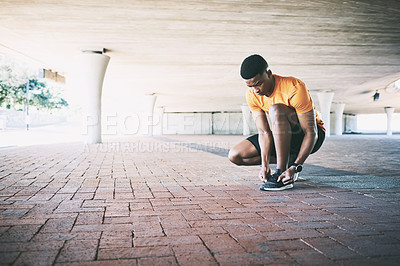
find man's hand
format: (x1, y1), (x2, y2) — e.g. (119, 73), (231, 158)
(259, 167), (272, 183)
(277, 167), (296, 185)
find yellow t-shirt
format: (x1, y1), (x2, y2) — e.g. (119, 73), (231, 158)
(246, 74), (325, 131)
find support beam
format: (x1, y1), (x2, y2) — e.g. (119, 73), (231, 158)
(240, 104), (251, 136)
(334, 103), (345, 135)
(317, 92), (334, 137)
(76, 51), (110, 144)
(385, 107), (395, 136)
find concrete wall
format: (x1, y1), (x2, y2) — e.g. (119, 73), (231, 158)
(212, 113), (242, 134)
(0, 110), (67, 129)
(162, 112), (257, 135)
(163, 113), (212, 134)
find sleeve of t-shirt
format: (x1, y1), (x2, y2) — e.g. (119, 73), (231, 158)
(246, 89), (262, 112)
(289, 80), (314, 114)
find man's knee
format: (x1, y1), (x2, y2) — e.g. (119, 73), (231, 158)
(228, 149), (242, 165)
(269, 104), (289, 118)
(269, 104), (297, 125)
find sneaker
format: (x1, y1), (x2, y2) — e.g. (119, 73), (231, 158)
(259, 169), (294, 191)
(293, 172), (299, 182)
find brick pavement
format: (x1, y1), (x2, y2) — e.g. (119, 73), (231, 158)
(0, 135), (399, 265)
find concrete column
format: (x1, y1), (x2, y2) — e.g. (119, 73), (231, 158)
(76, 51), (110, 144)
(144, 94), (157, 136)
(241, 104), (251, 135)
(334, 103), (345, 135)
(385, 107), (395, 136)
(317, 92), (334, 137)
(153, 106), (164, 135)
(344, 114), (358, 133)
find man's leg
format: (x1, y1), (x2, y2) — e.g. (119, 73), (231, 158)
(228, 137), (278, 166)
(269, 104), (299, 171)
(228, 139), (261, 165)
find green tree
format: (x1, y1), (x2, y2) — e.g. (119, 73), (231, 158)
(0, 55), (68, 110)
(27, 79), (68, 110)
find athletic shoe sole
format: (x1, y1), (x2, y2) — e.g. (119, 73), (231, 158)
(260, 183), (294, 191)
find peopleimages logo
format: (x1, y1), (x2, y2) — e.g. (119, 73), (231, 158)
(82, 112), (247, 136)
(84, 140), (231, 154)
(82, 113), (161, 136)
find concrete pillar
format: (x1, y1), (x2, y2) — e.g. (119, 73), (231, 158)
(144, 94), (157, 136)
(385, 107), (395, 136)
(334, 103), (345, 135)
(76, 51), (110, 144)
(153, 106), (164, 135)
(317, 92), (334, 137)
(344, 114), (358, 133)
(241, 104), (251, 135)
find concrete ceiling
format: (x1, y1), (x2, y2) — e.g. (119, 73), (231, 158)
(0, 0), (399, 114)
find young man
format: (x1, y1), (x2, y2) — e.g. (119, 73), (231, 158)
(229, 54), (325, 191)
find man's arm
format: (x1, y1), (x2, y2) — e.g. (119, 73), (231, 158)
(294, 109), (318, 165)
(252, 110), (274, 182)
(278, 109), (317, 184)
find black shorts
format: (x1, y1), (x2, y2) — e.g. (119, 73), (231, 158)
(246, 124), (325, 156)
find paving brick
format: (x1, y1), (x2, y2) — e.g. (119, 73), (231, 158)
(208, 211), (260, 220)
(279, 221), (336, 230)
(40, 217), (76, 233)
(99, 231), (132, 249)
(1, 135), (400, 264)
(330, 234), (400, 257)
(199, 234), (245, 254)
(158, 210), (187, 221)
(198, 202), (229, 214)
(180, 209), (211, 221)
(242, 218), (284, 233)
(191, 226), (227, 235)
(105, 203), (130, 217)
(223, 224), (258, 237)
(267, 239), (312, 251)
(175, 254), (218, 266)
(335, 256), (400, 266)
(163, 227), (192, 237)
(32, 232), (101, 242)
(288, 249), (337, 265)
(0, 226), (9, 236)
(301, 237), (363, 260)
(261, 229), (323, 241)
(75, 212), (104, 225)
(72, 223), (134, 233)
(97, 246), (173, 260)
(0, 240), (64, 252)
(0, 251), (20, 264)
(229, 233), (270, 253)
(54, 259), (138, 266)
(13, 250), (59, 266)
(0, 224), (42, 242)
(173, 244), (217, 265)
(56, 239), (99, 263)
(134, 235), (202, 247)
(138, 256), (178, 266)
(0, 218), (47, 226)
(214, 251), (295, 266)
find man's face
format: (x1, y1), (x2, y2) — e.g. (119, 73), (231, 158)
(245, 71), (273, 96)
